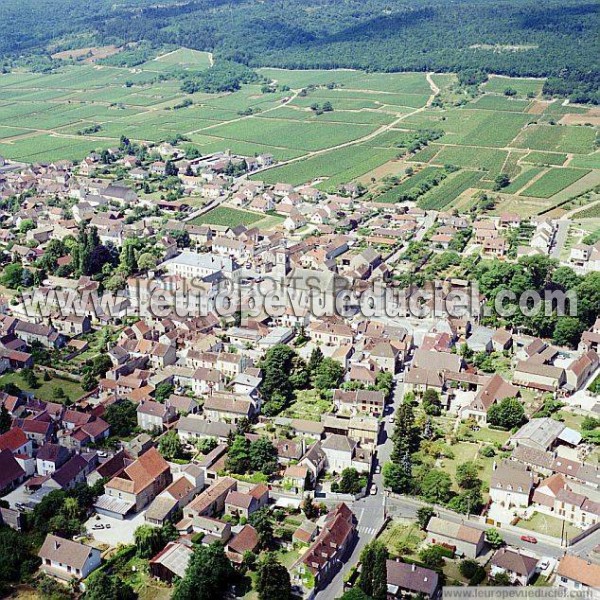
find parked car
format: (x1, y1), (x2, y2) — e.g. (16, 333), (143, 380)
(92, 524), (105, 530)
(538, 558), (550, 570)
(520, 535), (537, 544)
(375, 464), (381, 474)
(370, 484), (378, 495)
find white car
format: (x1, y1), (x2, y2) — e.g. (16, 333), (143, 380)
(538, 559), (550, 571)
(370, 484), (378, 495)
(375, 465), (381, 474)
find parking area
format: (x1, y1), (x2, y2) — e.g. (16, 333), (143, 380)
(83, 511), (146, 547)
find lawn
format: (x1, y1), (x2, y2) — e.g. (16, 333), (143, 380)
(189, 206), (264, 227)
(520, 167), (590, 198)
(283, 389), (332, 422)
(516, 512), (581, 541)
(379, 521), (425, 559)
(0, 369), (85, 403)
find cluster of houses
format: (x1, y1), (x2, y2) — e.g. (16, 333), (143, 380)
(0, 148), (598, 597)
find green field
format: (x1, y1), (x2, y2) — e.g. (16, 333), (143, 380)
(189, 206), (264, 227)
(0, 369), (85, 403)
(374, 167), (444, 203)
(0, 56), (596, 201)
(419, 170), (483, 209)
(502, 166), (545, 194)
(520, 167), (590, 198)
(482, 76), (544, 97)
(513, 124), (597, 154)
(253, 144), (397, 189)
(522, 151), (567, 166)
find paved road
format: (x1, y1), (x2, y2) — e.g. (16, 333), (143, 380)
(315, 379), (404, 600)
(551, 220), (570, 259)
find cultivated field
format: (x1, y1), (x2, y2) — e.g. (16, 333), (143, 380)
(0, 52), (597, 214)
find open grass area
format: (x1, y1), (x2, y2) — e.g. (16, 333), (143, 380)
(516, 512), (581, 540)
(379, 521), (426, 559)
(0, 369), (84, 403)
(189, 206), (264, 227)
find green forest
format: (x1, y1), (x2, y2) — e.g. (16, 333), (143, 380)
(0, 0), (598, 103)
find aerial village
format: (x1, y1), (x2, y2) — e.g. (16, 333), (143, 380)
(0, 141), (598, 599)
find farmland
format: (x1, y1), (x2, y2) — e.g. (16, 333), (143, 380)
(520, 167), (591, 198)
(0, 53), (596, 214)
(189, 207), (265, 227)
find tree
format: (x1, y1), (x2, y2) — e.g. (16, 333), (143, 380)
(382, 461), (412, 494)
(226, 435), (251, 474)
(485, 528), (504, 549)
(448, 487), (483, 515)
(322, 101), (334, 112)
(0, 405), (12, 434)
(302, 495), (318, 520)
(492, 173), (510, 191)
(340, 590), (371, 600)
(22, 368), (39, 389)
(490, 571), (512, 586)
(358, 540), (388, 600)
(419, 546), (445, 569)
(165, 160), (178, 176)
(104, 400), (137, 437)
(85, 572), (136, 600)
(81, 371), (98, 392)
(137, 252), (157, 272)
(553, 317), (585, 348)
(420, 470), (452, 504)
(173, 542), (234, 600)
(1, 264), (25, 289)
(422, 388), (441, 416)
(455, 461), (480, 490)
(249, 437), (278, 475)
(487, 397), (525, 429)
(91, 354), (112, 378)
(416, 506), (434, 530)
(256, 553), (291, 600)
(307, 346), (324, 374)
(337, 468), (365, 495)
(154, 382), (174, 403)
(260, 344), (298, 413)
(312, 357), (345, 390)
(249, 507), (274, 549)
(159, 430), (183, 461)
(134, 524), (167, 558)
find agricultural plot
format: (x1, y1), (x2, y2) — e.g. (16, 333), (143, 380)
(189, 206), (264, 227)
(419, 170), (483, 210)
(0, 133), (112, 162)
(502, 166), (545, 194)
(252, 145), (396, 188)
(374, 167), (444, 203)
(142, 48), (212, 71)
(482, 76), (544, 97)
(205, 117), (376, 152)
(520, 167), (590, 198)
(569, 152), (600, 169)
(522, 151), (567, 166)
(469, 95), (531, 112)
(431, 145), (508, 175)
(512, 124), (597, 154)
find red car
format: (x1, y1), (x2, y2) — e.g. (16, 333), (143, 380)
(520, 535), (537, 544)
